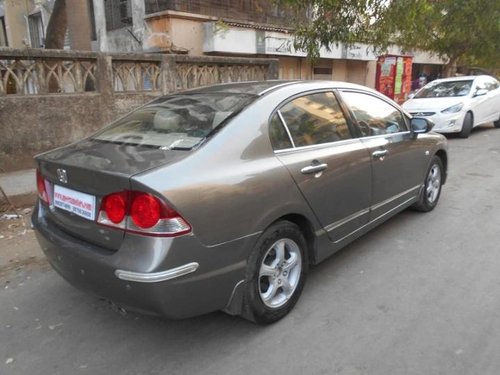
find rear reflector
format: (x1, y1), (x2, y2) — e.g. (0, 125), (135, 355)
(97, 190), (191, 237)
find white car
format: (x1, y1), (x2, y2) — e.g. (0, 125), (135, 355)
(403, 75), (500, 138)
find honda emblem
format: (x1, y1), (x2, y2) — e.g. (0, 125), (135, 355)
(56, 168), (68, 184)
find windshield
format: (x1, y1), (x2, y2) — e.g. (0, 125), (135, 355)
(93, 93), (256, 149)
(414, 80), (473, 98)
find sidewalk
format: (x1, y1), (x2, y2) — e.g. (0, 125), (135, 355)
(0, 169), (37, 209)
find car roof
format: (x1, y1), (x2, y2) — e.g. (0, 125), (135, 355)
(181, 80), (371, 96)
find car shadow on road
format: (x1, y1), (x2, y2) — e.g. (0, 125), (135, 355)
(444, 123), (497, 139)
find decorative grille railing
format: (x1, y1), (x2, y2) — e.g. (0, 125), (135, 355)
(175, 62), (269, 89)
(0, 56), (97, 95)
(0, 48), (279, 96)
(112, 61), (162, 92)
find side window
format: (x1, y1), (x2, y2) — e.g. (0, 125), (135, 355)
(475, 79), (487, 91)
(278, 92), (351, 147)
(269, 113), (293, 150)
(341, 91), (408, 136)
(484, 77), (500, 91)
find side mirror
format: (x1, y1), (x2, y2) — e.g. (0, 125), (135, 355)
(474, 88), (488, 97)
(411, 118), (434, 135)
(408, 92), (415, 99)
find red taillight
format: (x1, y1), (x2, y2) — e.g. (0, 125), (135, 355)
(97, 190), (191, 237)
(102, 192), (127, 224)
(36, 169), (49, 203)
(130, 193), (160, 228)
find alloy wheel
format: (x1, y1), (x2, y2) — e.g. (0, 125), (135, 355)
(426, 163), (441, 204)
(258, 238), (302, 308)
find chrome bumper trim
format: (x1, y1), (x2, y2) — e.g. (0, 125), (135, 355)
(115, 262), (199, 283)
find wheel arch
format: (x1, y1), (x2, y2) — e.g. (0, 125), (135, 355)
(270, 213), (317, 265)
(435, 149), (448, 184)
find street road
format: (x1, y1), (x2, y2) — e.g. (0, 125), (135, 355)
(2, 125), (500, 375)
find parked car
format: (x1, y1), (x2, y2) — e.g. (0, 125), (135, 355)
(33, 81), (448, 324)
(403, 75), (500, 138)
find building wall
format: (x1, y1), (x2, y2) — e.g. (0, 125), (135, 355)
(0, 0), (52, 48)
(106, 28), (142, 52)
(88, 4), (442, 90)
(346, 60), (368, 85)
(366, 61), (377, 88)
(2, 0), (27, 48)
(332, 60), (347, 81)
(169, 18), (204, 55)
(0, 48), (278, 171)
(278, 57), (313, 80)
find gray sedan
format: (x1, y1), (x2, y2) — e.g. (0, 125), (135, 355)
(33, 81), (448, 324)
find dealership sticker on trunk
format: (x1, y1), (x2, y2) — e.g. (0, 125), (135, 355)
(53, 185), (96, 221)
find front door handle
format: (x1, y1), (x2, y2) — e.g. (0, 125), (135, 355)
(301, 163), (328, 174)
(372, 150), (388, 159)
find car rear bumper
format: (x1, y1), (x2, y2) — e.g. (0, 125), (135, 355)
(32, 202), (256, 319)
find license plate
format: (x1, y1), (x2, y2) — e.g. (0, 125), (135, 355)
(53, 185), (96, 221)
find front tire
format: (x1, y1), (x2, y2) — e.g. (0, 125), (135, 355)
(458, 112), (473, 138)
(412, 156), (443, 212)
(494, 116), (500, 128)
(242, 221), (308, 324)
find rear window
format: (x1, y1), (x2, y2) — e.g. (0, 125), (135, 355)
(93, 93), (256, 149)
(415, 80), (473, 98)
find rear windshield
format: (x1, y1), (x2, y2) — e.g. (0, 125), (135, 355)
(414, 80), (473, 98)
(93, 93), (256, 149)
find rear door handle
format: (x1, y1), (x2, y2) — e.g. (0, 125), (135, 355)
(301, 163), (328, 174)
(372, 150), (388, 159)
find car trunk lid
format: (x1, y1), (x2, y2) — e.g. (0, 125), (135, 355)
(36, 139), (190, 251)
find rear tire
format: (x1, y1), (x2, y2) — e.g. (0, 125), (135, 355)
(494, 117), (500, 128)
(242, 221), (308, 325)
(412, 156), (443, 212)
(458, 112), (473, 138)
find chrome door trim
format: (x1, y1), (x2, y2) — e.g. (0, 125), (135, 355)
(274, 137), (363, 154)
(115, 262), (199, 283)
(371, 185), (420, 212)
(359, 131), (412, 141)
(324, 208), (370, 233)
(333, 195), (418, 244)
(277, 110), (296, 148)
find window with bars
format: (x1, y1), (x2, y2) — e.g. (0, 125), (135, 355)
(28, 12), (44, 48)
(104, 0), (133, 31)
(144, 0), (306, 26)
(0, 17), (8, 46)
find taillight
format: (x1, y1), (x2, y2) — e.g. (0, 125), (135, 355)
(36, 169), (49, 203)
(97, 190), (191, 237)
(130, 193), (160, 228)
(102, 192), (127, 224)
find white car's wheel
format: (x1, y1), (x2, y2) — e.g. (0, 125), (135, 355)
(459, 112), (473, 138)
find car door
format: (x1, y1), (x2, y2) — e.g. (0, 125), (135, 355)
(481, 77), (500, 122)
(471, 77), (491, 124)
(270, 91), (372, 243)
(338, 90), (429, 221)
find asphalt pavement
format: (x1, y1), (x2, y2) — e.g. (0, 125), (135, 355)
(1, 125), (500, 375)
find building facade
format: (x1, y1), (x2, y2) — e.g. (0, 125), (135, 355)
(0, 0), (445, 89)
(0, 0), (52, 49)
